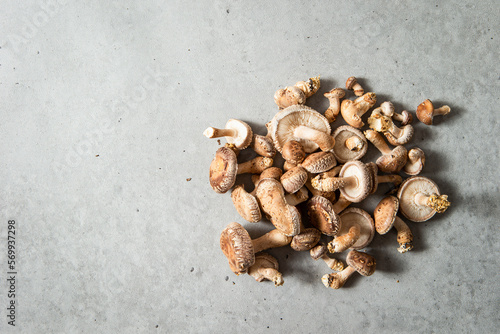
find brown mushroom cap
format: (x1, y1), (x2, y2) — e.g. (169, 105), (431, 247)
(290, 228), (321, 251)
(376, 145), (408, 174)
(310, 243), (328, 260)
(282, 140), (306, 165)
(231, 185), (262, 223)
(346, 250), (376, 276)
(416, 99), (434, 125)
(331, 125), (368, 163)
(247, 253), (283, 285)
(281, 166), (308, 193)
(339, 208), (375, 249)
(404, 148), (425, 175)
(301, 151), (337, 173)
(307, 195), (341, 236)
(339, 161), (372, 202)
(269, 105), (331, 153)
(397, 176), (443, 222)
(374, 196), (399, 234)
(251, 134), (276, 158)
(220, 222), (255, 275)
(209, 146), (238, 193)
(274, 86), (306, 109)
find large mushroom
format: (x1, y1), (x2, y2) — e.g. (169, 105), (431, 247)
(268, 105), (334, 153)
(247, 253), (284, 286)
(203, 119), (253, 149)
(397, 176), (451, 222)
(416, 99), (451, 125)
(331, 125), (368, 164)
(327, 208), (375, 253)
(364, 130), (407, 173)
(322, 250), (376, 289)
(340, 92), (377, 128)
(374, 196), (414, 253)
(220, 222), (292, 275)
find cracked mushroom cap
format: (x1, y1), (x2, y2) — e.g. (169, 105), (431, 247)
(307, 195), (341, 236)
(209, 146), (238, 193)
(301, 151), (337, 173)
(220, 222), (255, 275)
(247, 253), (283, 286)
(290, 228), (321, 251)
(269, 105), (331, 153)
(231, 185), (262, 223)
(346, 250), (376, 276)
(338, 208), (375, 250)
(339, 160), (372, 202)
(397, 176), (445, 222)
(332, 126), (368, 163)
(374, 196), (399, 234)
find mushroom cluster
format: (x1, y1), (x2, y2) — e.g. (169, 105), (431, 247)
(204, 76), (451, 289)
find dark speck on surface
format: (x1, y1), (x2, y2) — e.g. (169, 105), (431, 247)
(232, 281), (235, 285)
(156, 325), (159, 328)
(226, 9), (229, 13)
(190, 267), (194, 272)
(137, 209), (139, 212)
(186, 178), (192, 181)
(225, 276), (229, 281)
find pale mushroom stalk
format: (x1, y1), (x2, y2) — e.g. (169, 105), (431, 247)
(311, 174), (358, 192)
(433, 106), (451, 116)
(393, 217), (414, 253)
(322, 265), (356, 289)
(237, 157), (274, 174)
(252, 267), (284, 286)
(365, 129), (392, 155)
(364, 130), (407, 173)
(305, 178), (336, 203)
(293, 125), (335, 152)
(320, 254), (345, 271)
(368, 113), (414, 145)
(247, 253), (284, 286)
(331, 194), (352, 213)
(204, 127), (237, 138)
(252, 229), (293, 253)
(324, 88), (345, 123)
(285, 187), (309, 206)
(327, 225), (361, 253)
(414, 193), (451, 213)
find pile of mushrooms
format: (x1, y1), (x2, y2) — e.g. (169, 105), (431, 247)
(204, 76), (451, 289)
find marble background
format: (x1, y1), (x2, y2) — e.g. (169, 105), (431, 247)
(0, 0), (498, 333)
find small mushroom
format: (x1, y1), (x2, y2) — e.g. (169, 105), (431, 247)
(310, 244), (345, 271)
(364, 130), (407, 173)
(255, 178), (302, 236)
(282, 140), (306, 165)
(367, 111), (414, 145)
(274, 76), (321, 109)
(295, 76), (321, 98)
(251, 134), (276, 158)
(397, 176), (451, 222)
(376, 101), (413, 125)
(311, 160), (372, 203)
(290, 228), (321, 251)
(269, 105), (333, 153)
(324, 88), (346, 123)
(281, 166), (308, 193)
(345, 76), (364, 96)
(374, 196), (414, 253)
(327, 208), (375, 253)
(322, 250), (376, 289)
(231, 185), (262, 223)
(301, 151), (337, 173)
(209, 146), (238, 193)
(340, 92), (377, 128)
(416, 99), (451, 125)
(331, 125), (368, 163)
(247, 253), (284, 286)
(203, 119), (253, 149)
(220, 222), (292, 275)
(404, 148), (425, 175)
(307, 195), (341, 236)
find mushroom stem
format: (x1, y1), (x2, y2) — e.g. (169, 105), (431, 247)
(258, 268), (284, 286)
(433, 105), (451, 116)
(387, 122), (404, 138)
(376, 174), (403, 186)
(237, 157), (274, 174)
(252, 229), (293, 253)
(364, 130), (392, 155)
(393, 217), (414, 253)
(331, 194), (352, 213)
(203, 127), (237, 138)
(327, 225), (361, 253)
(311, 174), (357, 192)
(345, 136), (364, 152)
(322, 266), (356, 289)
(285, 187), (309, 206)
(321, 254), (345, 271)
(305, 178), (336, 203)
(324, 100), (341, 123)
(293, 125), (335, 152)
(415, 193), (451, 213)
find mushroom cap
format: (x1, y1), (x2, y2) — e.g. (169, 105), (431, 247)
(404, 148), (425, 175)
(331, 125), (368, 163)
(400, 110), (413, 125)
(247, 253), (280, 282)
(324, 88), (346, 99)
(252, 134), (276, 158)
(282, 140), (306, 165)
(281, 166), (308, 193)
(270, 105), (331, 153)
(310, 243), (328, 260)
(376, 145), (408, 173)
(339, 161), (372, 202)
(366, 162), (378, 194)
(307, 195), (341, 236)
(224, 119), (253, 149)
(385, 124), (414, 146)
(339, 208), (375, 249)
(379, 101), (395, 117)
(301, 151), (337, 173)
(255, 178), (302, 236)
(345, 76), (358, 90)
(290, 228), (321, 251)
(274, 86), (306, 109)
(397, 176), (441, 222)
(374, 196), (399, 234)
(346, 250), (376, 276)
(209, 146), (238, 193)
(416, 99), (435, 125)
(231, 185), (262, 223)
(220, 222), (255, 275)
(259, 167), (283, 181)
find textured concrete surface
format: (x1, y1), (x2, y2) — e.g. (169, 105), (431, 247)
(0, 0), (499, 333)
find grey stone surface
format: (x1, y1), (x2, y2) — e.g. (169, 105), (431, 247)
(0, 0), (499, 333)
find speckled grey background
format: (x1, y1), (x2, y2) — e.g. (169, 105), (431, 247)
(0, 0), (499, 333)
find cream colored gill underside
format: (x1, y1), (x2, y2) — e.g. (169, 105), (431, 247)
(399, 179), (439, 222)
